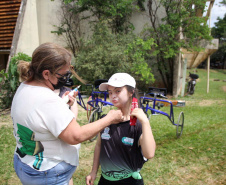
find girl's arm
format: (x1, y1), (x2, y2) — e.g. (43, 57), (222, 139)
(86, 135), (101, 185)
(131, 108), (156, 159)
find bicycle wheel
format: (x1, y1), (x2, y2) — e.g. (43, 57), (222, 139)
(176, 111), (184, 138)
(190, 85), (195, 95)
(142, 108), (152, 120)
(142, 107), (147, 116)
(88, 108), (100, 142)
(187, 82), (191, 94)
(140, 100), (150, 119)
(86, 96), (93, 120)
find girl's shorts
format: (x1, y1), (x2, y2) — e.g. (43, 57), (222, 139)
(98, 175), (144, 185)
(14, 154), (76, 185)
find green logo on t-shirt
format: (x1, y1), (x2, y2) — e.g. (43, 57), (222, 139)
(122, 137), (134, 146)
(101, 127), (111, 140)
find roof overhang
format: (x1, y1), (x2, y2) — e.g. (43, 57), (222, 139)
(181, 39), (219, 68)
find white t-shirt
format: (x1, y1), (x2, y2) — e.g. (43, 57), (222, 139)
(11, 83), (80, 171)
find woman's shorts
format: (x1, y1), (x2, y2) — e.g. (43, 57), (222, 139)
(14, 154), (76, 185)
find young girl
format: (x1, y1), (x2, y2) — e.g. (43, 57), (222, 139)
(86, 73), (156, 185)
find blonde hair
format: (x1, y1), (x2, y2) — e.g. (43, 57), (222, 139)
(70, 65), (88, 85)
(17, 43), (72, 82)
(17, 60), (30, 82)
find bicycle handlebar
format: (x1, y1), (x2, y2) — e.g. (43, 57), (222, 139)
(158, 93), (168, 99)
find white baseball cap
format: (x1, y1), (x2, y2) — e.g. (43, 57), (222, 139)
(99, 73), (136, 91)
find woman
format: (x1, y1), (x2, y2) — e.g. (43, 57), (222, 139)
(11, 42), (123, 185)
(86, 73), (156, 185)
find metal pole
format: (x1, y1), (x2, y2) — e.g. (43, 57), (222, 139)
(207, 56), (210, 93)
(207, 2), (213, 93)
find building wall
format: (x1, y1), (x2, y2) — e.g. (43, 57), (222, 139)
(16, 0), (165, 57)
(16, 0), (64, 56)
(130, 1), (166, 34)
(36, 0), (65, 46)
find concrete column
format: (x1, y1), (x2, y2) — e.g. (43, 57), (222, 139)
(181, 58), (187, 97)
(16, 0), (40, 56)
(173, 53), (180, 97)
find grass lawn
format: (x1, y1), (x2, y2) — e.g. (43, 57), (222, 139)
(0, 69), (225, 185)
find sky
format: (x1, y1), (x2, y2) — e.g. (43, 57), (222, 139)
(209, 0), (226, 27)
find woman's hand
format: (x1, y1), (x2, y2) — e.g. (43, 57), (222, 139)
(62, 91), (78, 107)
(105, 109), (124, 124)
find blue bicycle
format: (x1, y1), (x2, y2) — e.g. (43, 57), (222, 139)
(140, 87), (184, 138)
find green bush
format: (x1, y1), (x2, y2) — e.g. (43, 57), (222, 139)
(75, 21), (155, 90)
(0, 53), (31, 109)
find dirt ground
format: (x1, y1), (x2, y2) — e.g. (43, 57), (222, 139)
(223, 86), (226, 92)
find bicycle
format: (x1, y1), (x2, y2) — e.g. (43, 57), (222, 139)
(139, 87), (184, 138)
(76, 79), (114, 141)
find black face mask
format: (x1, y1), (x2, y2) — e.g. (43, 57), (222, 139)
(49, 71), (72, 90)
(49, 79), (66, 90)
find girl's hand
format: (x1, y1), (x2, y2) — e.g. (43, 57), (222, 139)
(132, 109), (156, 159)
(86, 172), (96, 185)
(130, 108), (149, 124)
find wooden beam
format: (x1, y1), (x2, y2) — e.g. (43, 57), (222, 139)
(0, 1), (21, 5)
(0, 4), (21, 9)
(0, 37), (14, 41)
(0, 7), (20, 13)
(0, 33), (14, 38)
(0, 25), (15, 30)
(0, 18), (17, 23)
(190, 52), (199, 68)
(0, 15), (18, 19)
(0, 22), (16, 26)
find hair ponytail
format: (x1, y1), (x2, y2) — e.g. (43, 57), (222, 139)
(17, 60), (31, 82)
(125, 85), (140, 108)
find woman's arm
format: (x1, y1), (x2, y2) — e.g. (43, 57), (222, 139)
(131, 108), (156, 159)
(86, 135), (101, 185)
(59, 109), (123, 145)
(70, 101), (78, 119)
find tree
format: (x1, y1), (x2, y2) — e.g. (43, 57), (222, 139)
(143, 0), (212, 94)
(51, 1), (83, 57)
(51, 0), (155, 87)
(75, 21), (155, 88)
(219, 0), (226, 6)
(211, 12), (226, 69)
(61, 0), (140, 34)
(0, 53), (31, 109)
